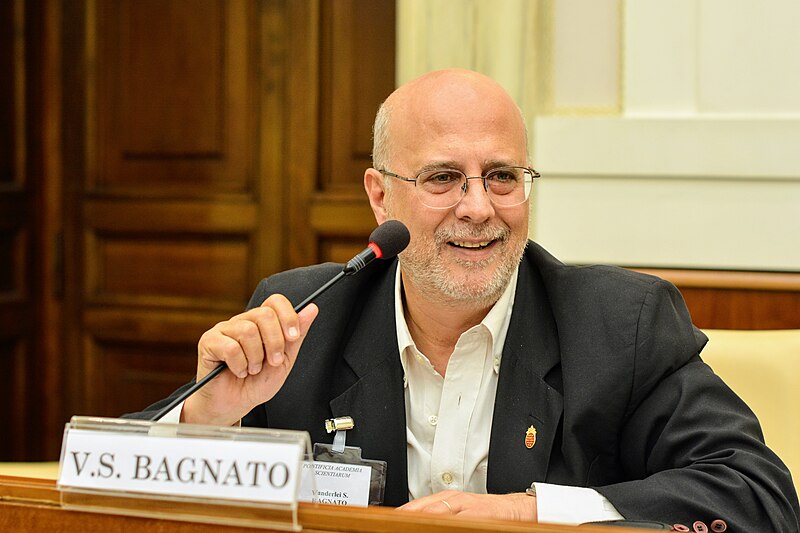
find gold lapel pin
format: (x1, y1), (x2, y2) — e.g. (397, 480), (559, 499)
(525, 425), (537, 449)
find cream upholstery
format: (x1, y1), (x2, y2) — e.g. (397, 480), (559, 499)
(0, 461), (60, 479)
(701, 329), (800, 494)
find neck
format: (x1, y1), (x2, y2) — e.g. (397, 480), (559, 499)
(401, 271), (494, 375)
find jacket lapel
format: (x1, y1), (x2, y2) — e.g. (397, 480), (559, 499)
(488, 255), (563, 493)
(328, 260), (410, 506)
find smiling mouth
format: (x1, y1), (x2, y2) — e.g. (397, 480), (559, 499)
(448, 240), (495, 250)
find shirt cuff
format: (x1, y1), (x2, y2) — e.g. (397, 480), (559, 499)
(154, 402), (184, 423)
(152, 401), (243, 428)
(533, 482), (624, 525)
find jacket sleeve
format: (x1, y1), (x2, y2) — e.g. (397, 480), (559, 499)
(595, 280), (800, 531)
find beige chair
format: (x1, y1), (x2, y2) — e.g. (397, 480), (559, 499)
(0, 461), (60, 479)
(701, 329), (800, 494)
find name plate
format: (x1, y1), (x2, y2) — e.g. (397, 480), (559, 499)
(58, 417), (310, 509)
(299, 461), (372, 506)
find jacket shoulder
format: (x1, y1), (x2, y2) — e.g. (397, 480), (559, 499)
(247, 263), (344, 309)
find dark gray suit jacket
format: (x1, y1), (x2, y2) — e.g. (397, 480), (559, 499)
(133, 242), (799, 531)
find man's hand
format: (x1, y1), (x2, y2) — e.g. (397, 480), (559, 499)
(398, 490), (537, 522)
(182, 294), (319, 426)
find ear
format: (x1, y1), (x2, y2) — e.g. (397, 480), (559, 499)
(364, 168), (389, 225)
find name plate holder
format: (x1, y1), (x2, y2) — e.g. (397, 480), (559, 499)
(58, 416), (314, 531)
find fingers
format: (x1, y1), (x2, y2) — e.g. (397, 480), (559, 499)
(260, 294), (300, 364)
(197, 295), (319, 380)
(398, 491), (537, 521)
(398, 491), (460, 514)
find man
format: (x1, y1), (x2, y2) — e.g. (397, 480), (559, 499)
(132, 69), (799, 530)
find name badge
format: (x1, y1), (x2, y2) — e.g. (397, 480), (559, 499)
(299, 460), (372, 506)
(59, 425), (305, 505)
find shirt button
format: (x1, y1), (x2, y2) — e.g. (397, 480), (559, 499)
(428, 415), (438, 426)
(441, 472), (453, 485)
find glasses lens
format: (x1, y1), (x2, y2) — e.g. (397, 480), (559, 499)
(485, 167), (531, 206)
(416, 170), (465, 208)
(413, 167), (535, 208)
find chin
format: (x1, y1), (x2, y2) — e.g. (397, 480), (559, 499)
(437, 267), (510, 306)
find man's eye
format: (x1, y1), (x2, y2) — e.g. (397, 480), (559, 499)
(428, 172), (459, 183)
(488, 171), (517, 183)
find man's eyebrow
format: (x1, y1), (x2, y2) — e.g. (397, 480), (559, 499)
(482, 159), (520, 169)
(415, 161), (462, 173)
(415, 159), (520, 174)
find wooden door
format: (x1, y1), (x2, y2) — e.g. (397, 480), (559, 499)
(0, 0), (394, 459)
(0, 0), (33, 460)
(0, 0), (63, 460)
(60, 0), (281, 426)
(297, 0), (397, 266)
(54, 0), (395, 457)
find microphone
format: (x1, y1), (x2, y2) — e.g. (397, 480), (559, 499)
(149, 220), (410, 421)
(344, 219), (410, 274)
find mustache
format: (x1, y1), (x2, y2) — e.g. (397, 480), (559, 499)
(435, 223), (510, 243)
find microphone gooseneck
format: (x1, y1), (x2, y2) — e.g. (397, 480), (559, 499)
(343, 219), (410, 274)
(149, 220), (410, 421)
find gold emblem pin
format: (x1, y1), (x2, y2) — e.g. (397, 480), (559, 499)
(525, 425), (537, 449)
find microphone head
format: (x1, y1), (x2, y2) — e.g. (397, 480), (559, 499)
(369, 220), (410, 259)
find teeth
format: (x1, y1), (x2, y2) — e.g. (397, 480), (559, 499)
(452, 240), (492, 249)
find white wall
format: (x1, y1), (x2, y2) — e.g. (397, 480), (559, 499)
(534, 0), (800, 270)
(396, 0), (800, 270)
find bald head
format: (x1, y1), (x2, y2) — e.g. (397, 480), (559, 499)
(372, 69), (528, 170)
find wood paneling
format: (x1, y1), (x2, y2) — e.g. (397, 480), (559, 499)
(320, 0), (396, 189)
(62, 0), (269, 424)
(634, 269), (800, 330)
(0, 0), (38, 461)
(1, 0), (397, 459)
(294, 0), (396, 265)
(83, 341), (201, 418)
(0, 340), (27, 459)
(0, 227), (24, 296)
(94, 0), (252, 194)
(90, 236), (251, 305)
(0, 1), (14, 185)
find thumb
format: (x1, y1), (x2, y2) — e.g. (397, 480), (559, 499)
(282, 304), (318, 365)
(297, 303), (319, 336)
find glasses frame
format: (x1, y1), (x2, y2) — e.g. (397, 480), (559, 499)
(377, 165), (541, 209)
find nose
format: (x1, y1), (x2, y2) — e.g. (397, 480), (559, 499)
(454, 177), (495, 223)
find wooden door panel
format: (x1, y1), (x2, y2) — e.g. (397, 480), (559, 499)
(67, 0), (265, 420)
(82, 307), (231, 415)
(298, 0), (396, 266)
(0, 0), (37, 460)
(0, 213), (27, 298)
(0, 340), (27, 458)
(118, 0), (224, 155)
(94, 0), (252, 194)
(84, 341), (200, 418)
(89, 236), (251, 305)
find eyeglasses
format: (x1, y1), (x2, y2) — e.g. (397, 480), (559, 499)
(378, 166), (540, 209)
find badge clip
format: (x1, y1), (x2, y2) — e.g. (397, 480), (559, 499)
(324, 416), (354, 454)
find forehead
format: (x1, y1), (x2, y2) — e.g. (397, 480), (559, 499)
(389, 79), (527, 170)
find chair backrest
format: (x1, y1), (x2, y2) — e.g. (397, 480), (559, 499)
(0, 461), (59, 479)
(700, 329), (800, 494)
